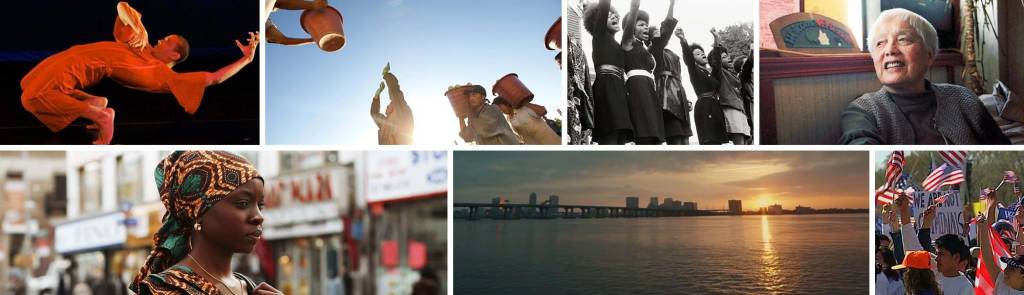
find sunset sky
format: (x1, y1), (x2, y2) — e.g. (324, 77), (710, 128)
(454, 151), (870, 210)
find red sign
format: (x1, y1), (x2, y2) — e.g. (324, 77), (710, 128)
(381, 240), (399, 268)
(408, 240), (427, 270)
(265, 168), (348, 208)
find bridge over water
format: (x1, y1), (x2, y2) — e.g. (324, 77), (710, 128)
(453, 202), (732, 220)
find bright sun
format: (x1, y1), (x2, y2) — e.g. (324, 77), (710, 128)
(756, 195), (773, 208)
(411, 95), (464, 145)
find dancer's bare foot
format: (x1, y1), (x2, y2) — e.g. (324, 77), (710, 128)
(81, 106), (115, 144)
(84, 97), (108, 130)
(92, 108), (115, 145)
(85, 96), (108, 108)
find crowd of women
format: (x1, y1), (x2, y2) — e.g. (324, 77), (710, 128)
(567, 0), (753, 145)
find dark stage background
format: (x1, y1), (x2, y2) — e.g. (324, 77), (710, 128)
(0, 0), (259, 144)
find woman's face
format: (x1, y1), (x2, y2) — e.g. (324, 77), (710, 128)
(607, 11), (621, 32)
(635, 20), (649, 41)
(692, 48), (707, 66)
(199, 178), (265, 253)
(870, 17), (934, 93)
(721, 51), (732, 65)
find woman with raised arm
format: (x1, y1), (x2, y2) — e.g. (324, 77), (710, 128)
(677, 28), (727, 144)
(583, 0), (633, 144)
(710, 33), (750, 145)
(622, 0), (676, 145)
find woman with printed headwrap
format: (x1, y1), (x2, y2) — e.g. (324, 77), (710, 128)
(129, 151), (283, 295)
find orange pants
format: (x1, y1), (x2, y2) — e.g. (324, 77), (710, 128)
(21, 89), (91, 132)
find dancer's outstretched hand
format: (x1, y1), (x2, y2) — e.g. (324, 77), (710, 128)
(236, 31), (260, 63)
(129, 29), (149, 50)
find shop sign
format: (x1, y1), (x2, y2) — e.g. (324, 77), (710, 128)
(55, 212), (127, 254)
(262, 202), (344, 240)
(266, 167), (349, 208)
(366, 151), (447, 203)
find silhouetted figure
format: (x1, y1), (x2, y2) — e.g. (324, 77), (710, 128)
(371, 70), (414, 145)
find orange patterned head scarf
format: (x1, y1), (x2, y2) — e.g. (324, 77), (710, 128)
(130, 151), (261, 292)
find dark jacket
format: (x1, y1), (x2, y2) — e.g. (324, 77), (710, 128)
(840, 82), (1010, 145)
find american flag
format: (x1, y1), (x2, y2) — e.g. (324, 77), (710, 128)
(876, 187), (915, 205)
(981, 187), (994, 200)
(1007, 171), (1021, 196)
(922, 163), (966, 192)
(939, 151), (968, 168)
(876, 186), (897, 204)
(884, 151), (905, 189)
(976, 226), (1012, 295)
(933, 192), (951, 204)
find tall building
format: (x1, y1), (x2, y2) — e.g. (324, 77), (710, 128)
(625, 196), (639, 208)
(683, 202), (697, 211)
(728, 200), (742, 214)
(648, 197), (658, 209)
(548, 195), (560, 218)
(528, 192), (538, 217)
(768, 204), (783, 215)
(661, 198), (674, 209)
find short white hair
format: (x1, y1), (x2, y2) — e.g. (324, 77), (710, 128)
(868, 8), (939, 56)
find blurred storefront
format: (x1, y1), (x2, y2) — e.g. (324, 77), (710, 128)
(53, 211), (127, 294)
(60, 151), (163, 294)
(364, 151), (448, 295)
(0, 152), (66, 295)
(260, 151), (354, 295)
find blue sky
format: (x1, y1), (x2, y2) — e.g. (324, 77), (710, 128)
(266, 0), (562, 145)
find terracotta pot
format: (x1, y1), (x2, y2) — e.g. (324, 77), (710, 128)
(300, 6), (346, 52)
(445, 86), (474, 118)
(492, 74), (534, 108)
(545, 17), (561, 51)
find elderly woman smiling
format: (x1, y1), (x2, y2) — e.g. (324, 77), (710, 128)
(839, 8), (1008, 145)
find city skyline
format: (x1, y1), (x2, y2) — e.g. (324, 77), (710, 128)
(470, 193), (839, 211)
(454, 151), (869, 209)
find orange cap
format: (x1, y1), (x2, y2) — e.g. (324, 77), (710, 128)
(892, 250), (932, 270)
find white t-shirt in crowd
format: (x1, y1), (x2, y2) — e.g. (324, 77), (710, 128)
(876, 272), (904, 295)
(936, 272), (973, 295)
(998, 272), (1024, 295)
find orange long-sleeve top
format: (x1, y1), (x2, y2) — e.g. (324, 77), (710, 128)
(20, 41), (207, 114)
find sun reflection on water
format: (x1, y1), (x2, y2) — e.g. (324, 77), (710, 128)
(761, 215), (784, 294)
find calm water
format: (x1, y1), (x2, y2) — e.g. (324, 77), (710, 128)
(455, 214), (868, 295)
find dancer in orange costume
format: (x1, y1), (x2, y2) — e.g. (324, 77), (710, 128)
(19, 2), (259, 144)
